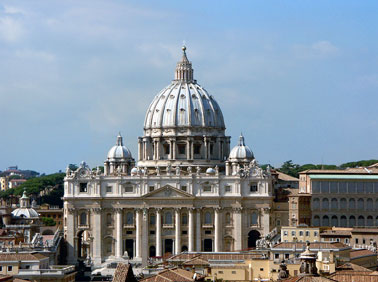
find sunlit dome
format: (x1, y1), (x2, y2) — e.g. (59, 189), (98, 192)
(11, 191), (39, 218)
(144, 46), (225, 131)
(228, 134), (254, 161)
(107, 133), (133, 161)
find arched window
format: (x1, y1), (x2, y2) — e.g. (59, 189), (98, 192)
(165, 212), (173, 225)
(322, 215), (329, 226)
(225, 212), (231, 225)
(182, 213), (188, 225)
(322, 198), (329, 210)
(312, 198), (320, 210)
(313, 216), (320, 227)
(340, 216), (347, 227)
(349, 199), (356, 210)
(331, 215), (338, 227)
(367, 199), (373, 210)
(106, 213), (113, 226)
(340, 198), (347, 209)
(358, 215), (365, 226)
(357, 198), (364, 210)
(349, 216), (356, 227)
(331, 198), (338, 210)
(251, 212), (258, 225)
(204, 212), (212, 224)
(367, 216), (373, 226)
(126, 212), (134, 225)
(80, 212), (87, 225)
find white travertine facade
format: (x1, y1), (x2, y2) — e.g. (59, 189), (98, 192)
(63, 47), (274, 267)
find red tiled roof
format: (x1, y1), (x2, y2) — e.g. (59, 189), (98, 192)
(350, 249), (377, 259)
(0, 253), (47, 261)
(112, 263), (136, 282)
(272, 242), (348, 250)
(140, 267), (198, 282)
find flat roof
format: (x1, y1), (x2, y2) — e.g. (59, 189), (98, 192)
(309, 174), (378, 180)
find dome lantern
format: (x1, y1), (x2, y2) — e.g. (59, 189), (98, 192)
(174, 45), (194, 82)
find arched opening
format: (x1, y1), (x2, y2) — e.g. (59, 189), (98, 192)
(42, 229), (54, 235)
(322, 198), (329, 210)
(340, 198), (347, 209)
(312, 198), (320, 210)
(77, 230), (85, 259)
(367, 216), (373, 226)
(349, 199), (356, 210)
(358, 215), (365, 226)
(367, 199), (373, 211)
(340, 216), (347, 227)
(358, 199), (364, 210)
(322, 215), (329, 226)
(181, 245), (188, 252)
(164, 239), (173, 255)
(149, 245), (156, 257)
(248, 230), (261, 248)
(313, 216), (320, 227)
(125, 239), (134, 258)
(204, 239), (213, 252)
(331, 199), (338, 210)
(349, 216), (356, 227)
(331, 215), (338, 227)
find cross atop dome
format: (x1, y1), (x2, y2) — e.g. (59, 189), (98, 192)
(175, 45), (194, 82)
(116, 132), (123, 146)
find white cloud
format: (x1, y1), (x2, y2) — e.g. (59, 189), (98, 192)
(0, 16), (24, 42)
(293, 40), (339, 59)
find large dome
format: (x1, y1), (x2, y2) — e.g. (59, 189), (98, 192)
(144, 46), (225, 132)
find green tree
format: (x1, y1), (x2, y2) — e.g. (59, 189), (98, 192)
(41, 217), (56, 226)
(279, 160), (300, 177)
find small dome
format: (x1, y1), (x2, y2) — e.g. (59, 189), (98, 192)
(229, 134), (254, 161)
(12, 208), (39, 218)
(107, 133), (132, 161)
(130, 167), (138, 175)
(206, 167), (216, 174)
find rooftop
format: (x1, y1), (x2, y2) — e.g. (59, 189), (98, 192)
(272, 242), (349, 251)
(0, 252), (48, 261)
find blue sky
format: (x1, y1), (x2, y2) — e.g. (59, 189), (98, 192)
(0, 0), (377, 173)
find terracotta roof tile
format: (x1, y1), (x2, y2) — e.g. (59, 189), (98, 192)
(140, 267), (198, 282)
(112, 263), (136, 282)
(350, 249), (377, 259)
(0, 253), (48, 261)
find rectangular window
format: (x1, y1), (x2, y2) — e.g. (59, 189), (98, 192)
(164, 144), (170, 155)
(283, 231), (288, 236)
(305, 231), (310, 236)
(203, 185), (211, 192)
(299, 231), (303, 236)
(225, 185), (231, 192)
(181, 186), (187, 192)
(321, 181), (329, 193)
(355, 238), (359, 244)
(106, 186), (112, 193)
(284, 254), (290, 259)
(79, 183), (87, 193)
(314, 231), (318, 236)
(7, 266), (12, 272)
(149, 186), (155, 192)
(260, 268), (264, 271)
(274, 253), (279, 259)
(218, 271), (223, 274)
(232, 271), (237, 274)
(250, 184), (258, 192)
(0, 266), (2, 271)
(149, 230), (155, 235)
(126, 230), (133, 235)
(291, 231), (296, 236)
(124, 185), (133, 193)
(205, 230), (212, 235)
(194, 144), (201, 155)
(178, 144), (186, 155)
(182, 230), (188, 235)
(312, 181), (320, 193)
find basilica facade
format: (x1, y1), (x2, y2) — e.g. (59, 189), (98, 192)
(63, 47), (274, 267)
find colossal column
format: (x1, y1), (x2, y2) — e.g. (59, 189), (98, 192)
(156, 208), (162, 257)
(233, 207), (243, 251)
(188, 208), (194, 252)
(214, 207), (221, 252)
(115, 208), (123, 258)
(136, 209), (142, 258)
(196, 209), (201, 251)
(91, 207), (102, 265)
(175, 208), (181, 255)
(66, 207), (76, 264)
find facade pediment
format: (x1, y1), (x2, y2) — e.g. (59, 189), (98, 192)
(142, 185), (194, 199)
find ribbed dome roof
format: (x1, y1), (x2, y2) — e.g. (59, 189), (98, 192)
(12, 208), (39, 218)
(144, 46), (225, 131)
(229, 134), (254, 161)
(107, 133), (132, 161)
